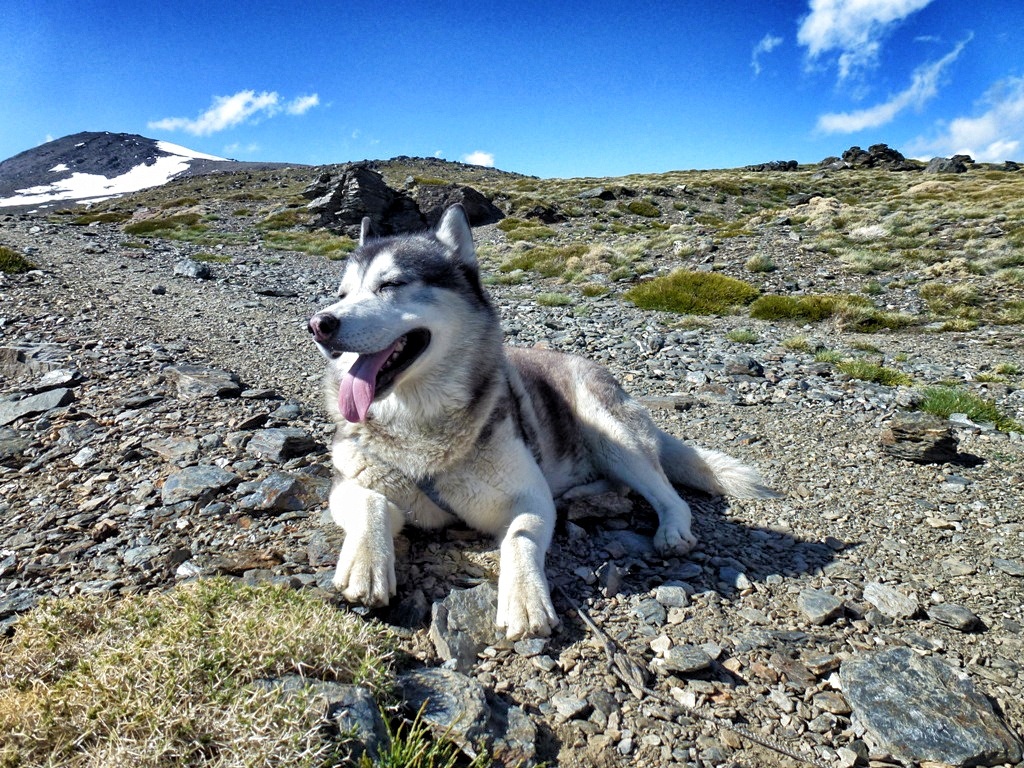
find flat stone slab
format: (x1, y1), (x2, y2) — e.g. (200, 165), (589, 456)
(165, 364), (242, 400)
(840, 647), (1022, 767)
(0, 387), (74, 426)
(161, 464), (239, 505)
(863, 582), (918, 619)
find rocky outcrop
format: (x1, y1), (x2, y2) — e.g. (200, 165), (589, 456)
(304, 164), (501, 236)
(925, 154), (973, 174)
(820, 144), (919, 172)
(410, 183), (503, 228)
(304, 164), (424, 237)
(743, 160), (798, 172)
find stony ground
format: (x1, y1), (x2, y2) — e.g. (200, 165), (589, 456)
(1, 169), (1023, 768)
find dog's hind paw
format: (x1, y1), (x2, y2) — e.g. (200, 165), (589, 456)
(653, 522), (698, 556)
(333, 544), (395, 607)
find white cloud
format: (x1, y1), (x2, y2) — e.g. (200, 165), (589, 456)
(150, 89), (318, 136)
(816, 36), (968, 133)
(286, 93), (320, 115)
(798, 0), (936, 79)
(751, 33), (783, 76)
(908, 76), (1024, 161)
(462, 150), (495, 167)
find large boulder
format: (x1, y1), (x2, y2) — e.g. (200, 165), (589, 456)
(306, 164), (424, 236)
(925, 155), (972, 174)
(411, 183), (503, 227)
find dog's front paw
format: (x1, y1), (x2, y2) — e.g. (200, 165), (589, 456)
(496, 573), (559, 640)
(653, 520), (698, 556)
(332, 538), (395, 607)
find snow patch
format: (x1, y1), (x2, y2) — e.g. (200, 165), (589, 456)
(50, 163), (70, 173)
(156, 140), (226, 161)
(0, 154), (194, 208)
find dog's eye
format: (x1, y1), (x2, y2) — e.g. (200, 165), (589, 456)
(379, 280), (406, 292)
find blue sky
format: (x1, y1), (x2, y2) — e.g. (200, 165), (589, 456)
(2, 0), (1023, 178)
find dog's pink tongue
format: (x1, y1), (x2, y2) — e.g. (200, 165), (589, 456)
(338, 343), (398, 423)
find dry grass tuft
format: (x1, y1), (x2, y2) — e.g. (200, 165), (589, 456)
(0, 579), (395, 768)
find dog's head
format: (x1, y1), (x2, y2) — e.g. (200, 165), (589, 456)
(309, 204), (497, 423)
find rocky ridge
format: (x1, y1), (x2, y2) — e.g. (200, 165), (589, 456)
(1, 165), (1023, 767)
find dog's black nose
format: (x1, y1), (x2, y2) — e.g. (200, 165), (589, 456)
(308, 312), (339, 343)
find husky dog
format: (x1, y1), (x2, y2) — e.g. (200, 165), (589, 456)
(308, 205), (774, 639)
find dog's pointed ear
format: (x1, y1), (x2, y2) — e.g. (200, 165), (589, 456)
(435, 204), (477, 268)
(359, 217), (374, 247)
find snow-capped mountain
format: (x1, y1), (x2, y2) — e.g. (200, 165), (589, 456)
(0, 132), (289, 210)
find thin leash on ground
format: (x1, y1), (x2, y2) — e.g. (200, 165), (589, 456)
(554, 584), (829, 768)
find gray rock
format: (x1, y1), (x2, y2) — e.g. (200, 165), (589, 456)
(928, 603), (981, 632)
(654, 644), (712, 675)
(429, 582), (499, 672)
(122, 545), (162, 569)
(0, 588), (38, 619)
(551, 695), (591, 722)
(863, 582), (918, 619)
(143, 436), (200, 463)
(258, 677), (388, 760)
(719, 566), (751, 590)
(165, 364), (242, 400)
(245, 428), (320, 462)
(238, 471), (330, 512)
(489, 699), (537, 766)
(925, 156), (969, 174)
(880, 412), (960, 464)
(0, 427), (31, 464)
(840, 647), (1022, 766)
(798, 588), (844, 625)
(993, 558), (1024, 577)
(632, 597), (667, 626)
(397, 668), (490, 751)
(161, 464), (239, 505)
(0, 387), (74, 426)
(34, 368), (83, 391)
(654, 584), (690, 608)
(307, 164), (424, 237)
(173, 259), (212, 279)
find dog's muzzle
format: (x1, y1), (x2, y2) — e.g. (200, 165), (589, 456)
(308, 312), (339, 345)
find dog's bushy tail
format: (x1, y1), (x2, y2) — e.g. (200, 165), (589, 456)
(657, 431), (779, 499)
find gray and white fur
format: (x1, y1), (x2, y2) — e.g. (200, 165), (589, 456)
(308, 205), (775, 639)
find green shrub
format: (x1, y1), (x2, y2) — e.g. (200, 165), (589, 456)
(263, 230), (357, 258)
(580, 283), (610, 297)
(745, 253), (776, 273)
(536, 292), (573, 307)
(498, 244), (588, 278)
(193, 251), (232, 263)
(71, 210), (132, 225)
(258, 209), (305, 230)
(504, 225), (556, 242)
(0, 245), (36, 274)
(624, 270), (760, 315)
(160, 196), (200, 209)
(726, 328), (759, 344)
(624, 199), (661, 218)
(836, 360), (911, 386)
(497, 217), (528, 233)
(749, 294), (859, 322)
(123, 213), (203, 236)
(919, 385), (1022, 432)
